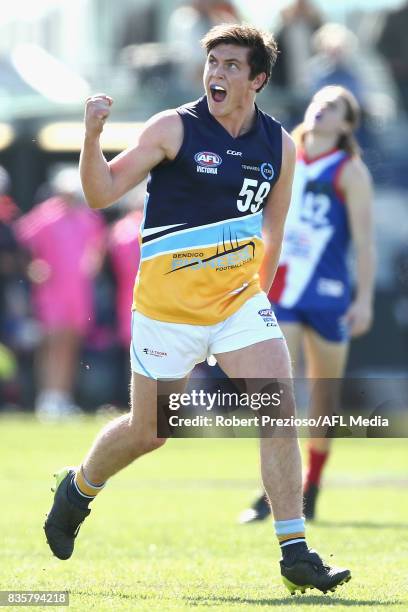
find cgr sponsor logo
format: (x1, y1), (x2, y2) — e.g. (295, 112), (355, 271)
(227, 149), (242, 156)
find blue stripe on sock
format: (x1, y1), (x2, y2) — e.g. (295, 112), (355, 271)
(80, 468), (105, 490)
(274, 518), (305, 536)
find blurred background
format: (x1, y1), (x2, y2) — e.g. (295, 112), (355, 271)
(0, 0), (407, 417)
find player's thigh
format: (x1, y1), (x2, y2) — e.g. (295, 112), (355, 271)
(129, 372), (189, 440)
(303, 327), (348, 445)
(209, 293), (287, 378)
(216, 339), (297, 425)
(280, 322), (303, 370)
(303, 326), (349, 378)
(215, 337), (292, 379)
(271, 304), (303, 370)
(129, 372), (189, 415)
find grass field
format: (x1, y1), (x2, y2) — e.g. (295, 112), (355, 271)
(1, 415), (407, 611)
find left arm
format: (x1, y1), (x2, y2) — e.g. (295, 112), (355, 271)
(258, 128), (296, 293)
(340, 157), (376, 337)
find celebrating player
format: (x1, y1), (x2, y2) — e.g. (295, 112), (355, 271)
(239, 86), (375, 524)
(44, 26), (351, 595)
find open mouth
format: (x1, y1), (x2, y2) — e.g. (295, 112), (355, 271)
(210, 84), (227, 103)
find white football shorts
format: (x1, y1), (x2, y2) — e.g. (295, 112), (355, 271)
(130, 292), (283, 380)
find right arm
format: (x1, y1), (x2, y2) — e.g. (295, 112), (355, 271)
(258, 129), (296, 293)
(340, 157), (376, 337)
(79, 94), (183, 209)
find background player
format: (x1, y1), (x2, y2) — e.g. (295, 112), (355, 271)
(240, 85), (375, 524)
(44, 26), (351, 595)
(15, 168), (106, 420)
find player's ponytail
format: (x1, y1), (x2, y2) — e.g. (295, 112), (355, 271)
(336, 88), (361, 157)
(291, 123), (306, 151)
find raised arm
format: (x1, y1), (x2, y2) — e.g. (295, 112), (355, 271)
(258, 129), (296, 293)
(340, 157), (376, 336)
(79, 94), (183, 209)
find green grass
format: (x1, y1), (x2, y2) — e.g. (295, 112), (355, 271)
(0, 415), (407, 611)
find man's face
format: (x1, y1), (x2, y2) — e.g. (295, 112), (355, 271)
(304, 90), (349, 137)
(203, 44), (264, 117)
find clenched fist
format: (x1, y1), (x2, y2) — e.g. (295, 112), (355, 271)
(84, 94), (113, 137)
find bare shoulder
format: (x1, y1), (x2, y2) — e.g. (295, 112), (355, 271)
(340, 156), (372, 189)
(141, 109), (183, 160)
(144, 109), (183, 136)
(281, 127), (296, 161)
(277, 128), (296, 182)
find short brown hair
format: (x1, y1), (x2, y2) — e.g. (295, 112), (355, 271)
(201, 23), (278, 92)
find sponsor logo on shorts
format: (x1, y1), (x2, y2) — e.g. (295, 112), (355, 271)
(258, 308), (277, 327)
(142, 348), (168, 358)
(317, 278), (344, 297)
(195, 151), (222, 175)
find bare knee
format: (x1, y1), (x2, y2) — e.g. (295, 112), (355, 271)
(144, 435), (167, 453)
(128, 372), (169, 458)
(127, 430), (167, 459)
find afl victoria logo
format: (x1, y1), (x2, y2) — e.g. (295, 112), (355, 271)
(258, 308), (277, 327)
(194, 151), (223, 167)
(258, 309), (275, 317)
